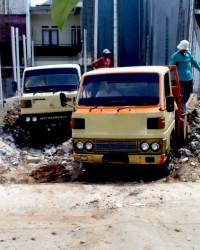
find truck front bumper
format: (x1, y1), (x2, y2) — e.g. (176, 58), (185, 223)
(73, 153), (167, 165)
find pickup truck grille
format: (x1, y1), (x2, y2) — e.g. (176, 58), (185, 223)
(95, 139), (137, 152)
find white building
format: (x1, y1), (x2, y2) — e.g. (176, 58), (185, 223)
(29, 0), (83, 68)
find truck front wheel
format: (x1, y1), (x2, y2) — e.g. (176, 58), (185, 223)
(165, 135), (175, 171)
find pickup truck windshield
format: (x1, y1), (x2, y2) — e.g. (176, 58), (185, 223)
(24, 68), (80, 93)
(79, 73), (159, 106)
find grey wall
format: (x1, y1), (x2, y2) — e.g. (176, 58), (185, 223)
(150, 0), (190, 65)
(82, 0), (191, 67)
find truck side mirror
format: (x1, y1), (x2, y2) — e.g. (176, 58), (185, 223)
(12, 81), (17, 92)
(166, 96), (174, 112)
(60, 92), (67, 107)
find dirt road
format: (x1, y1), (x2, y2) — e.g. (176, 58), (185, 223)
(0, 182), (200, 250)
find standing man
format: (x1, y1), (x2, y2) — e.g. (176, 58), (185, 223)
(92, 49), (113, 69)
(169, 40), (200, 113)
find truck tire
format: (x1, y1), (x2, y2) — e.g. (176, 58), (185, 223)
(13, 127), (30, 146)
(165, 135), (175, 171)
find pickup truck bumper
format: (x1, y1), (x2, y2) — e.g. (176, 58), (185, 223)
(73, 153), (167, 165)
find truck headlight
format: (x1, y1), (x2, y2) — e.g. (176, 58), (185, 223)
(151, 142), (160, 151)
(85, 142), (93, 151)
(76, 141), (84, 150)
(140, 142), (149, 151)
(32, 116), (37, 122)
(25, 116), (31, 122)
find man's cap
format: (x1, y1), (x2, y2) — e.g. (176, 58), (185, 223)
(177, 40), (189, 50)
(103, 49), (111, 54)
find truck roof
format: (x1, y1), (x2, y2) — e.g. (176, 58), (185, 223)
(84, 66), (170, 77)
(24, 64), (81, 72)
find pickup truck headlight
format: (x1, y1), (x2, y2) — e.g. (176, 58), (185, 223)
(32, 116), (37, 122)
(85, 142), (93, 151)
(151, 142), (160, 151)
(140, 142), (149, 151)
(25, 116), (31, 122)
(76, 141), (84, 150)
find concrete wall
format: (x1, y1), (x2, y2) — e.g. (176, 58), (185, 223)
(149, 0), (190, 65)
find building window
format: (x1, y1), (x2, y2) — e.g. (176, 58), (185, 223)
(71, 26), (81, 46)
(42, 30), (58, 46)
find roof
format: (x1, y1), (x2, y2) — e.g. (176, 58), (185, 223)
(36, 0), (82, 7)
(39, 0), (51, 5)
(83, 66), (170, 77)
(24, 64), (81, 71)
(0, 0), (27, 14)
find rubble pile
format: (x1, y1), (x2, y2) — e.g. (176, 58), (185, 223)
(3, 97), (20, 126)
(0, 97), (81, 183)
(167, 102), (200, 182)
(0, 128), (81, 184)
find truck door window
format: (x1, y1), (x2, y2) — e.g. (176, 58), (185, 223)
(79, 73), (159, 106)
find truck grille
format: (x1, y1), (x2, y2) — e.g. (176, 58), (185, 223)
(95, 139), (137, 152)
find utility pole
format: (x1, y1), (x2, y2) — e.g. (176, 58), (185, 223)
(11, 26), (21, 96)
(23, 35), (27, 68)
(83, 29), (87, 73)
(11, 27), (17, 82)
(113, 0), (118, 67)
(26, 0), (32, 67)
(94, 0), (98, 60)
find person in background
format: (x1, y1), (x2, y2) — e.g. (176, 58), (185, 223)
(26, 76), (46, 87)
(92, 49), (113, 69)
(96, 81), (121, 97)
(169, 39), (200, 113)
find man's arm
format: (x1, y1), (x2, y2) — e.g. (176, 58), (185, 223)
(169, 54), (176, 65)
(92, 58), (100, 69)
(190, 54), (200, 71)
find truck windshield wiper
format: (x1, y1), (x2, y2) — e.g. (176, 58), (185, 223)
(89, 101), (127, 112)
(117, 106), (132, 112)
(89, 106), (99, 112)
(104, 101), (127, 106)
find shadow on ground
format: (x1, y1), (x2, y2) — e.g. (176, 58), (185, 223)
(76, 164), (169, 184)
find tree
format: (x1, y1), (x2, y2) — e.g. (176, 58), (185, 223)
(51, 0), (80, 30)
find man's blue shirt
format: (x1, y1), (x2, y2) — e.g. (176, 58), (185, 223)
(169, 51), (200, 81)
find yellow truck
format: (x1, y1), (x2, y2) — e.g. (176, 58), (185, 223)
(12, 64), (81, 143)
(71, 65), (185, 169)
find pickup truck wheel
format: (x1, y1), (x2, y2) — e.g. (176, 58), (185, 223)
(165, 135), (175, 171)
(12, 127), (31, 146)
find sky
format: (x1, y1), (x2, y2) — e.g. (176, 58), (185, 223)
(31, 0), (46, 6)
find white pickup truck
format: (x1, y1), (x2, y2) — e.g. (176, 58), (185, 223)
(12, 64), (81, 143)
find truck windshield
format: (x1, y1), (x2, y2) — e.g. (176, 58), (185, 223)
(24, 68), (80, 93)
(79, 73), (159, 106)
